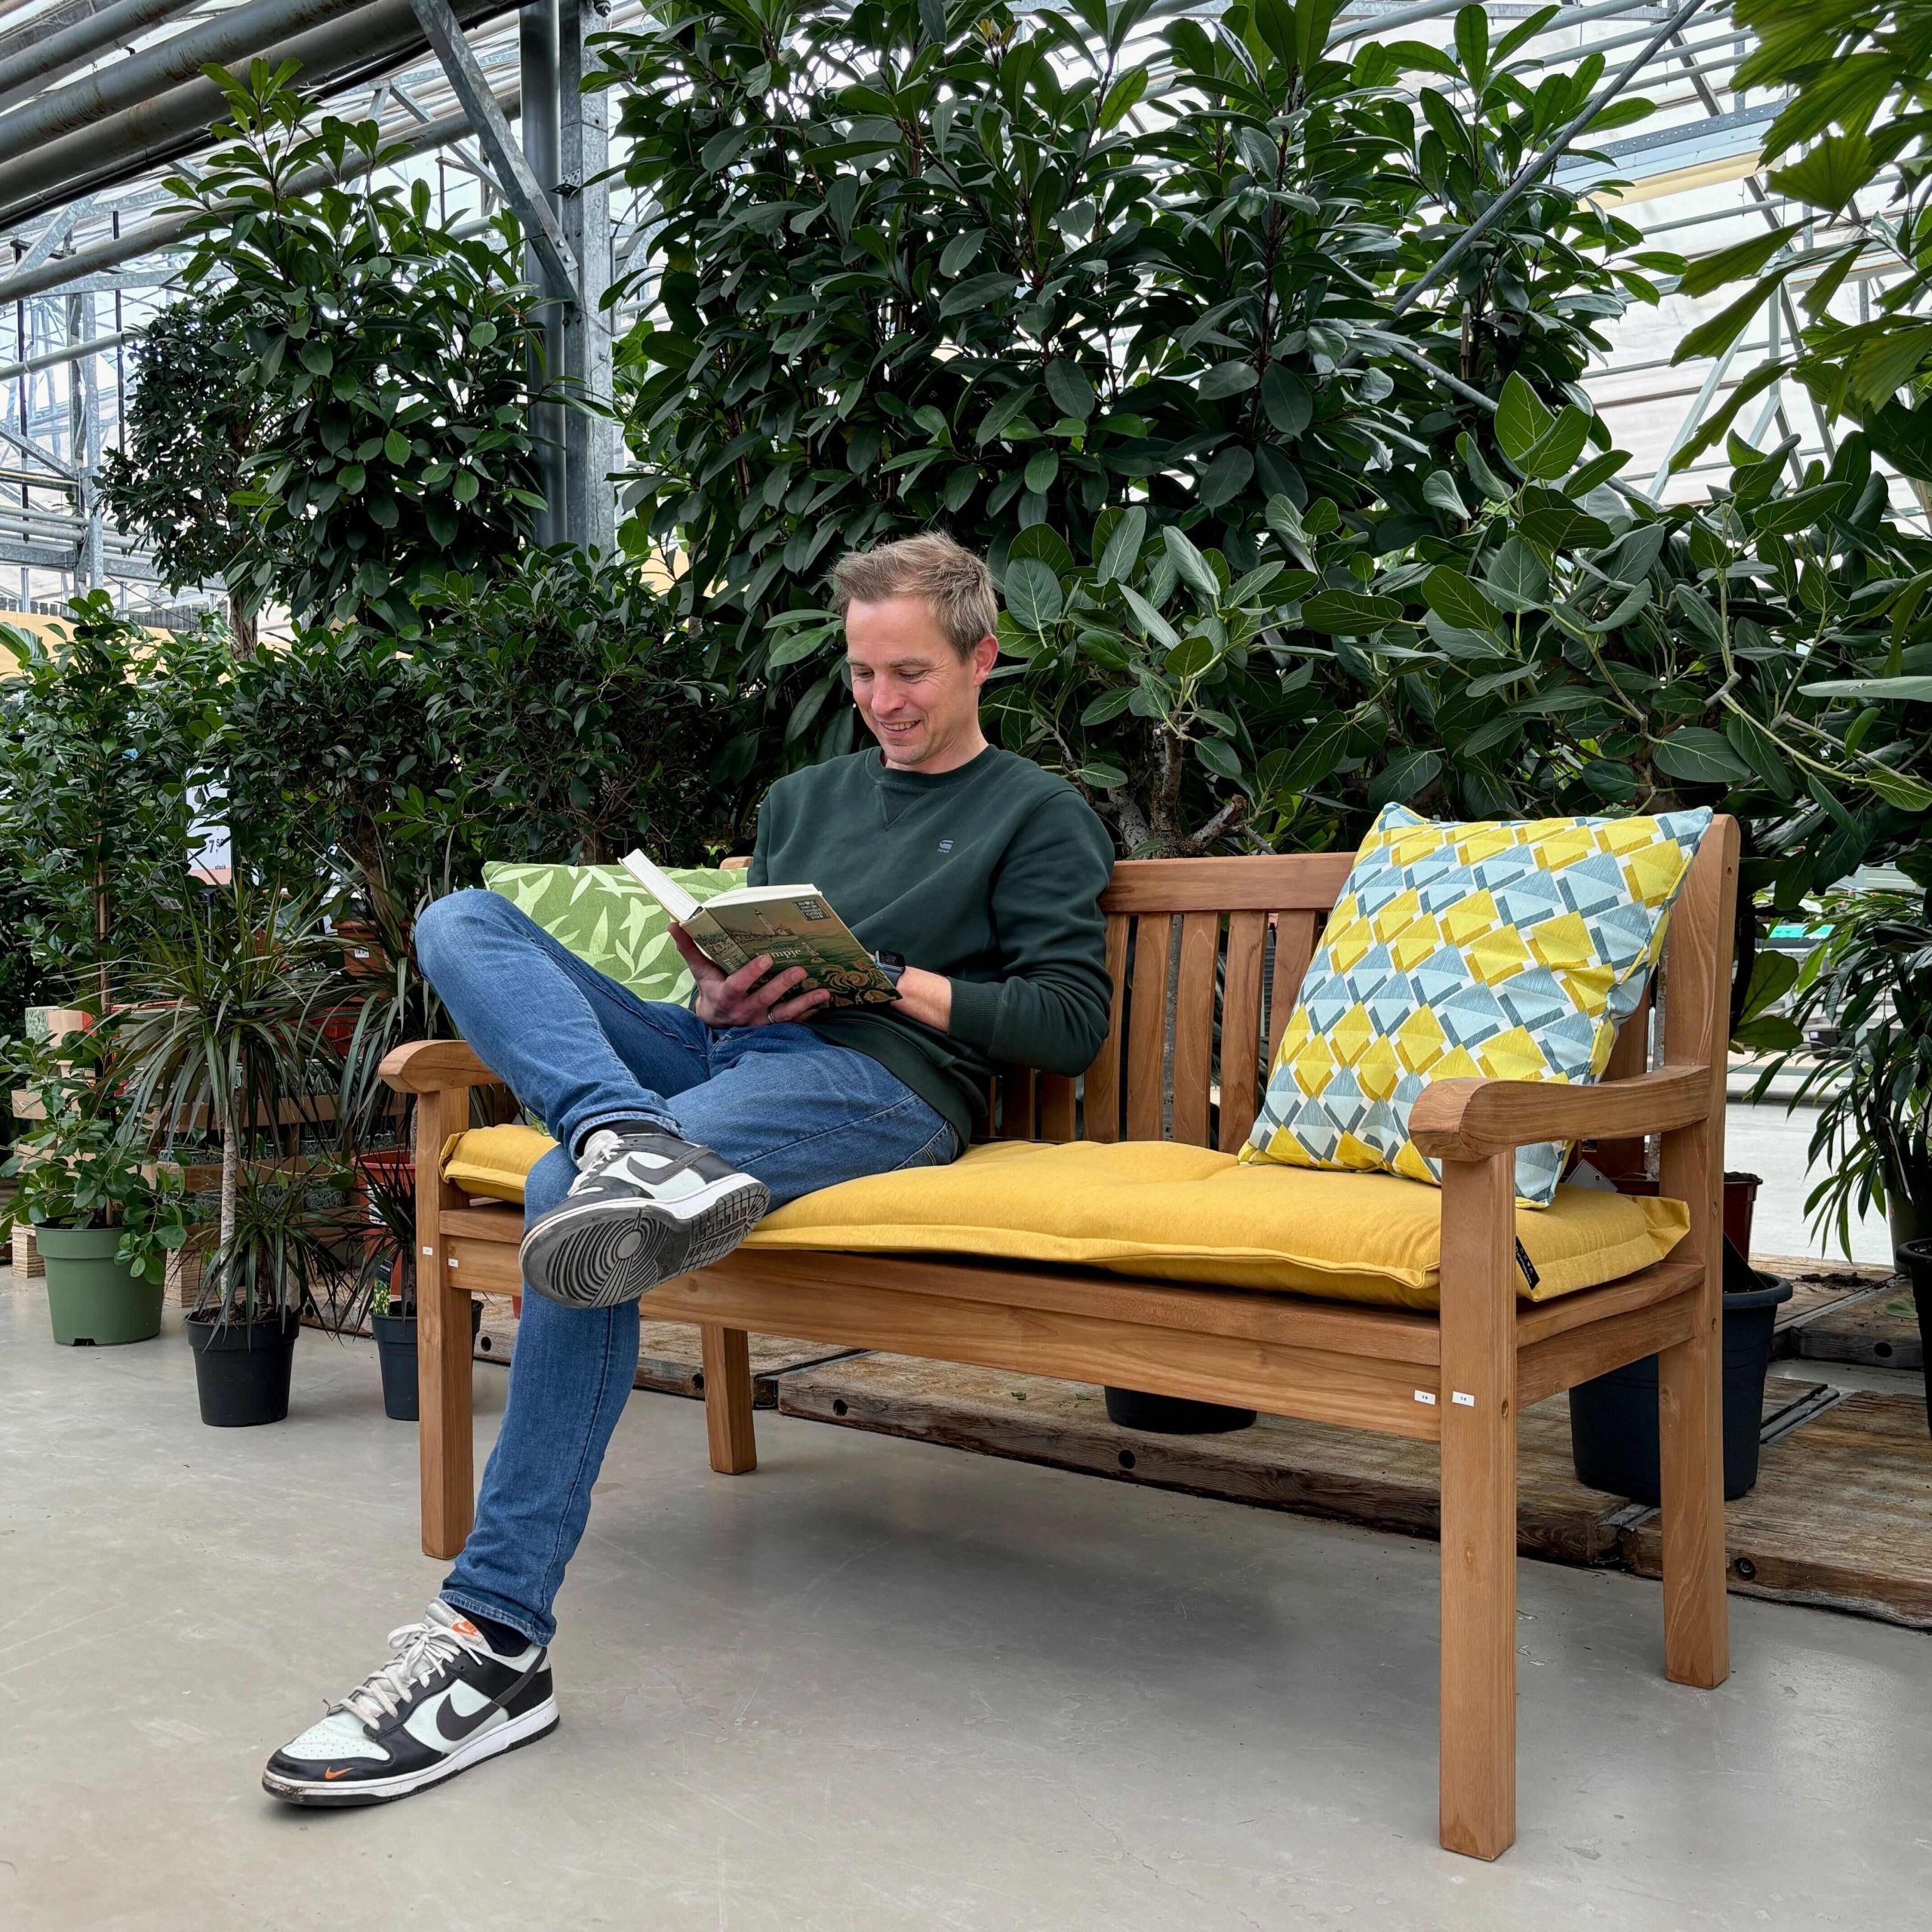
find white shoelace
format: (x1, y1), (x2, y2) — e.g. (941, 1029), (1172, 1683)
(331, 1620), (469, 1726)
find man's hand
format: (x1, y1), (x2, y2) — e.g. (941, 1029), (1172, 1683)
(671, 924), (832, 1029)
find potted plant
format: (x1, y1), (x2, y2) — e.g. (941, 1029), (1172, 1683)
(363, 1151), (422, 1422)
(0, 1050), (186, 1346)
(179, 1164), (361, 1425)
(358, 1150), (480, 1421)
(105, 878), (350, 1424)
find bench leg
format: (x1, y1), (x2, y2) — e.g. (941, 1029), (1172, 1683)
(700, 1324), (757, 1474)
(420, 1275), (476, 1559)
(1658, 1319), (1729, 1687)
(1438, 1154), (1517, 1861)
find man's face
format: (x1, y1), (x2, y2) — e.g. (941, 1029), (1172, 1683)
(844, 595), (995, 771)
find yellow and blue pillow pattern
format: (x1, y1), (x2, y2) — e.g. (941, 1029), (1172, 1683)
(1239, 803), (1712, 1206)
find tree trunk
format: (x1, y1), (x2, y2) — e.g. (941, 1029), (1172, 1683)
(229, 592), (260, 656)
(218, 1102), (239, 1313)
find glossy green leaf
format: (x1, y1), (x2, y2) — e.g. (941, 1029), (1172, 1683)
(1422, 566), (1502, 631)
(1097, 505), (1146, 583)
(1494, 373), (1554, 465)
(1798, 675), (1932, 701)
(1300, 589), (1401, 632)
(1261, 365), (1313, 438)
(1162, 525), (1223, 604)
(1480, 537), (1548, 612)
(1653, 727), (1752, 785)
(1004, 557), (1063, 630)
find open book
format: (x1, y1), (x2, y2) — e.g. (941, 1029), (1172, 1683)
(620, 852), (900, 1008)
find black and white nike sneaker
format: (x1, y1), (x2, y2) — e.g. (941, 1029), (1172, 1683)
(518, 1126), (770, 1309)
(262, 1601), (556, 1807)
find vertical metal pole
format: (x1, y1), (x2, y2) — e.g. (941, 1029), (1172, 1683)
(520, 0), (565, 548)
(560, 0), (614, 555)
(80, 296), (102, 586)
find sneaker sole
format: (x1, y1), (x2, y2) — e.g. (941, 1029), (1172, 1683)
(262, 1697), (560, 1807)
(518, 1172), (771, 1309)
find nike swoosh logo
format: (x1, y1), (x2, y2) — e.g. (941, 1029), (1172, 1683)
(323, 1767), (353, 1780)
(432, 1687), (504, 1745)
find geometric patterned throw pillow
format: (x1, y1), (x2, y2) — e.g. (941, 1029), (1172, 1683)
(1238, 803), (1712, 1206)
(481, 861), (740, 1007)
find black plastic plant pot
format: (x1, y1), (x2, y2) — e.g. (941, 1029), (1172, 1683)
(186, 1309), (300, 1427)
(1103, 1386), (1257, 1434)
(372, 1302), (485, 1423)
(1569, 1273), (1793, 1505)
(372, 1311), (420, 1422)
(1899, 1239), (1932, 1442)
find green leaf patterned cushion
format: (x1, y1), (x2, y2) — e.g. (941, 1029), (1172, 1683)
(480, 861), (740, 1004)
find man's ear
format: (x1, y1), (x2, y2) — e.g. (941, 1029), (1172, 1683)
(971, 632), (998, 685)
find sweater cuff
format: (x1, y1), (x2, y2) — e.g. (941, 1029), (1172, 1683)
(946, 976), (1005, 1056)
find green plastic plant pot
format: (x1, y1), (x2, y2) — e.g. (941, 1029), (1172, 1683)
(36, 1226), (164, 1346)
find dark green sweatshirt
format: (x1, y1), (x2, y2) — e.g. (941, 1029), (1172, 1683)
(749, 746), (1115, 1146)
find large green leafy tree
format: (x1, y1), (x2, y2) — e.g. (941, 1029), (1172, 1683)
(596, 0), (1658, 765)
(166, 63), (549, 636)
(850, 374), (1931, 1031)
(97, 302), (272, 651)
(0, 600), (213, 1014)
(222, 552), (744, 923)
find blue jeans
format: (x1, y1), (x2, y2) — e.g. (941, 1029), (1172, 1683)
(414, 889), (958, 1644)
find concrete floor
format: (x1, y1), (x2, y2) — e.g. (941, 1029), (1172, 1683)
(3, 1281), (1929, 1932)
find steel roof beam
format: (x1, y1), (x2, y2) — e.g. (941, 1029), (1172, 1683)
(0, 0), (521, 232)
(0, 88), (518, 306)
(0, 0), (209, 116)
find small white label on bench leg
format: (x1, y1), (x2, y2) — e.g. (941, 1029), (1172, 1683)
(1414, 1389), (1437, 1405)
(422, 1245), (435, 1257)
(448, 1257), (460, 1269)
(1452, 1390), (1477, 1407)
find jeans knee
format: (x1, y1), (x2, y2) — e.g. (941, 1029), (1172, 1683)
(523, 1146), (577, 1224)
(415, 888), (512, 984)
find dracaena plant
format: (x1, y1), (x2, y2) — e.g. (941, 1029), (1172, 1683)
(106, 878), (349, 1318)
(1764, 888), (1932, 1258)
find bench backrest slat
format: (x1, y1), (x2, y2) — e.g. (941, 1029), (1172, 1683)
(986, 825), (1732, 1158)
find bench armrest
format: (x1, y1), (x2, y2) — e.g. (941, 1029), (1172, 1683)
(1408, 1066), (1711, 1161)
(379, 1039), (507, 1094)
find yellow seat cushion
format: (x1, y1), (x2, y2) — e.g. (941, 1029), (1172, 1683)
(441, 1123), (558, 1204)
(440, 1129), (1687, 1312)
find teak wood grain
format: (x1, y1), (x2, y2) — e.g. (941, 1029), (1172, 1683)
(386, 826), (1737, 1861)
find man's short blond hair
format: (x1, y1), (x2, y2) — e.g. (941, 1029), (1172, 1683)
(831, 533), (998, 657)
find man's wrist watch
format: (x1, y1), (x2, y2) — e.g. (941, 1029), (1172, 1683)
(873, 949), (906, 992)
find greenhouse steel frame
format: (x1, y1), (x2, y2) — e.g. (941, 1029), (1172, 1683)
(0, 0), (1886, 615)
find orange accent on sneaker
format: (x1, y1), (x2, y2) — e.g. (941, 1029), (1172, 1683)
(322, 1767), (353, 1780)
(451, 1619), (480, 1638)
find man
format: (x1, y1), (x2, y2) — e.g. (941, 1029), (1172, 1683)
(263, 533), (1116, 1806)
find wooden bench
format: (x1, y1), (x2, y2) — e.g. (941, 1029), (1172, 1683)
(380, 819), (1738, 1860)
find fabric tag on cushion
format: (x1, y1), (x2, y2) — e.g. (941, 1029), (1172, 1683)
(1239, 802), (1711, 1206)
(481, 860), (739, 1005)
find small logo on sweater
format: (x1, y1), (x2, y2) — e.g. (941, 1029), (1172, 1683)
(937, 838), (953, 853)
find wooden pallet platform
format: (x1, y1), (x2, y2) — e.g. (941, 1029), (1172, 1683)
(475, 1303), (859, 1406)
(1761, 1256), (1899, 1351)
(1786, 1287), (1923, 1371)
(774, 1355), (1823, 1567)
(1623, 1389), (1932, 1630)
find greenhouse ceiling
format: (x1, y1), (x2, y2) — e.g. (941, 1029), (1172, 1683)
(0, 0), (1881, 614)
